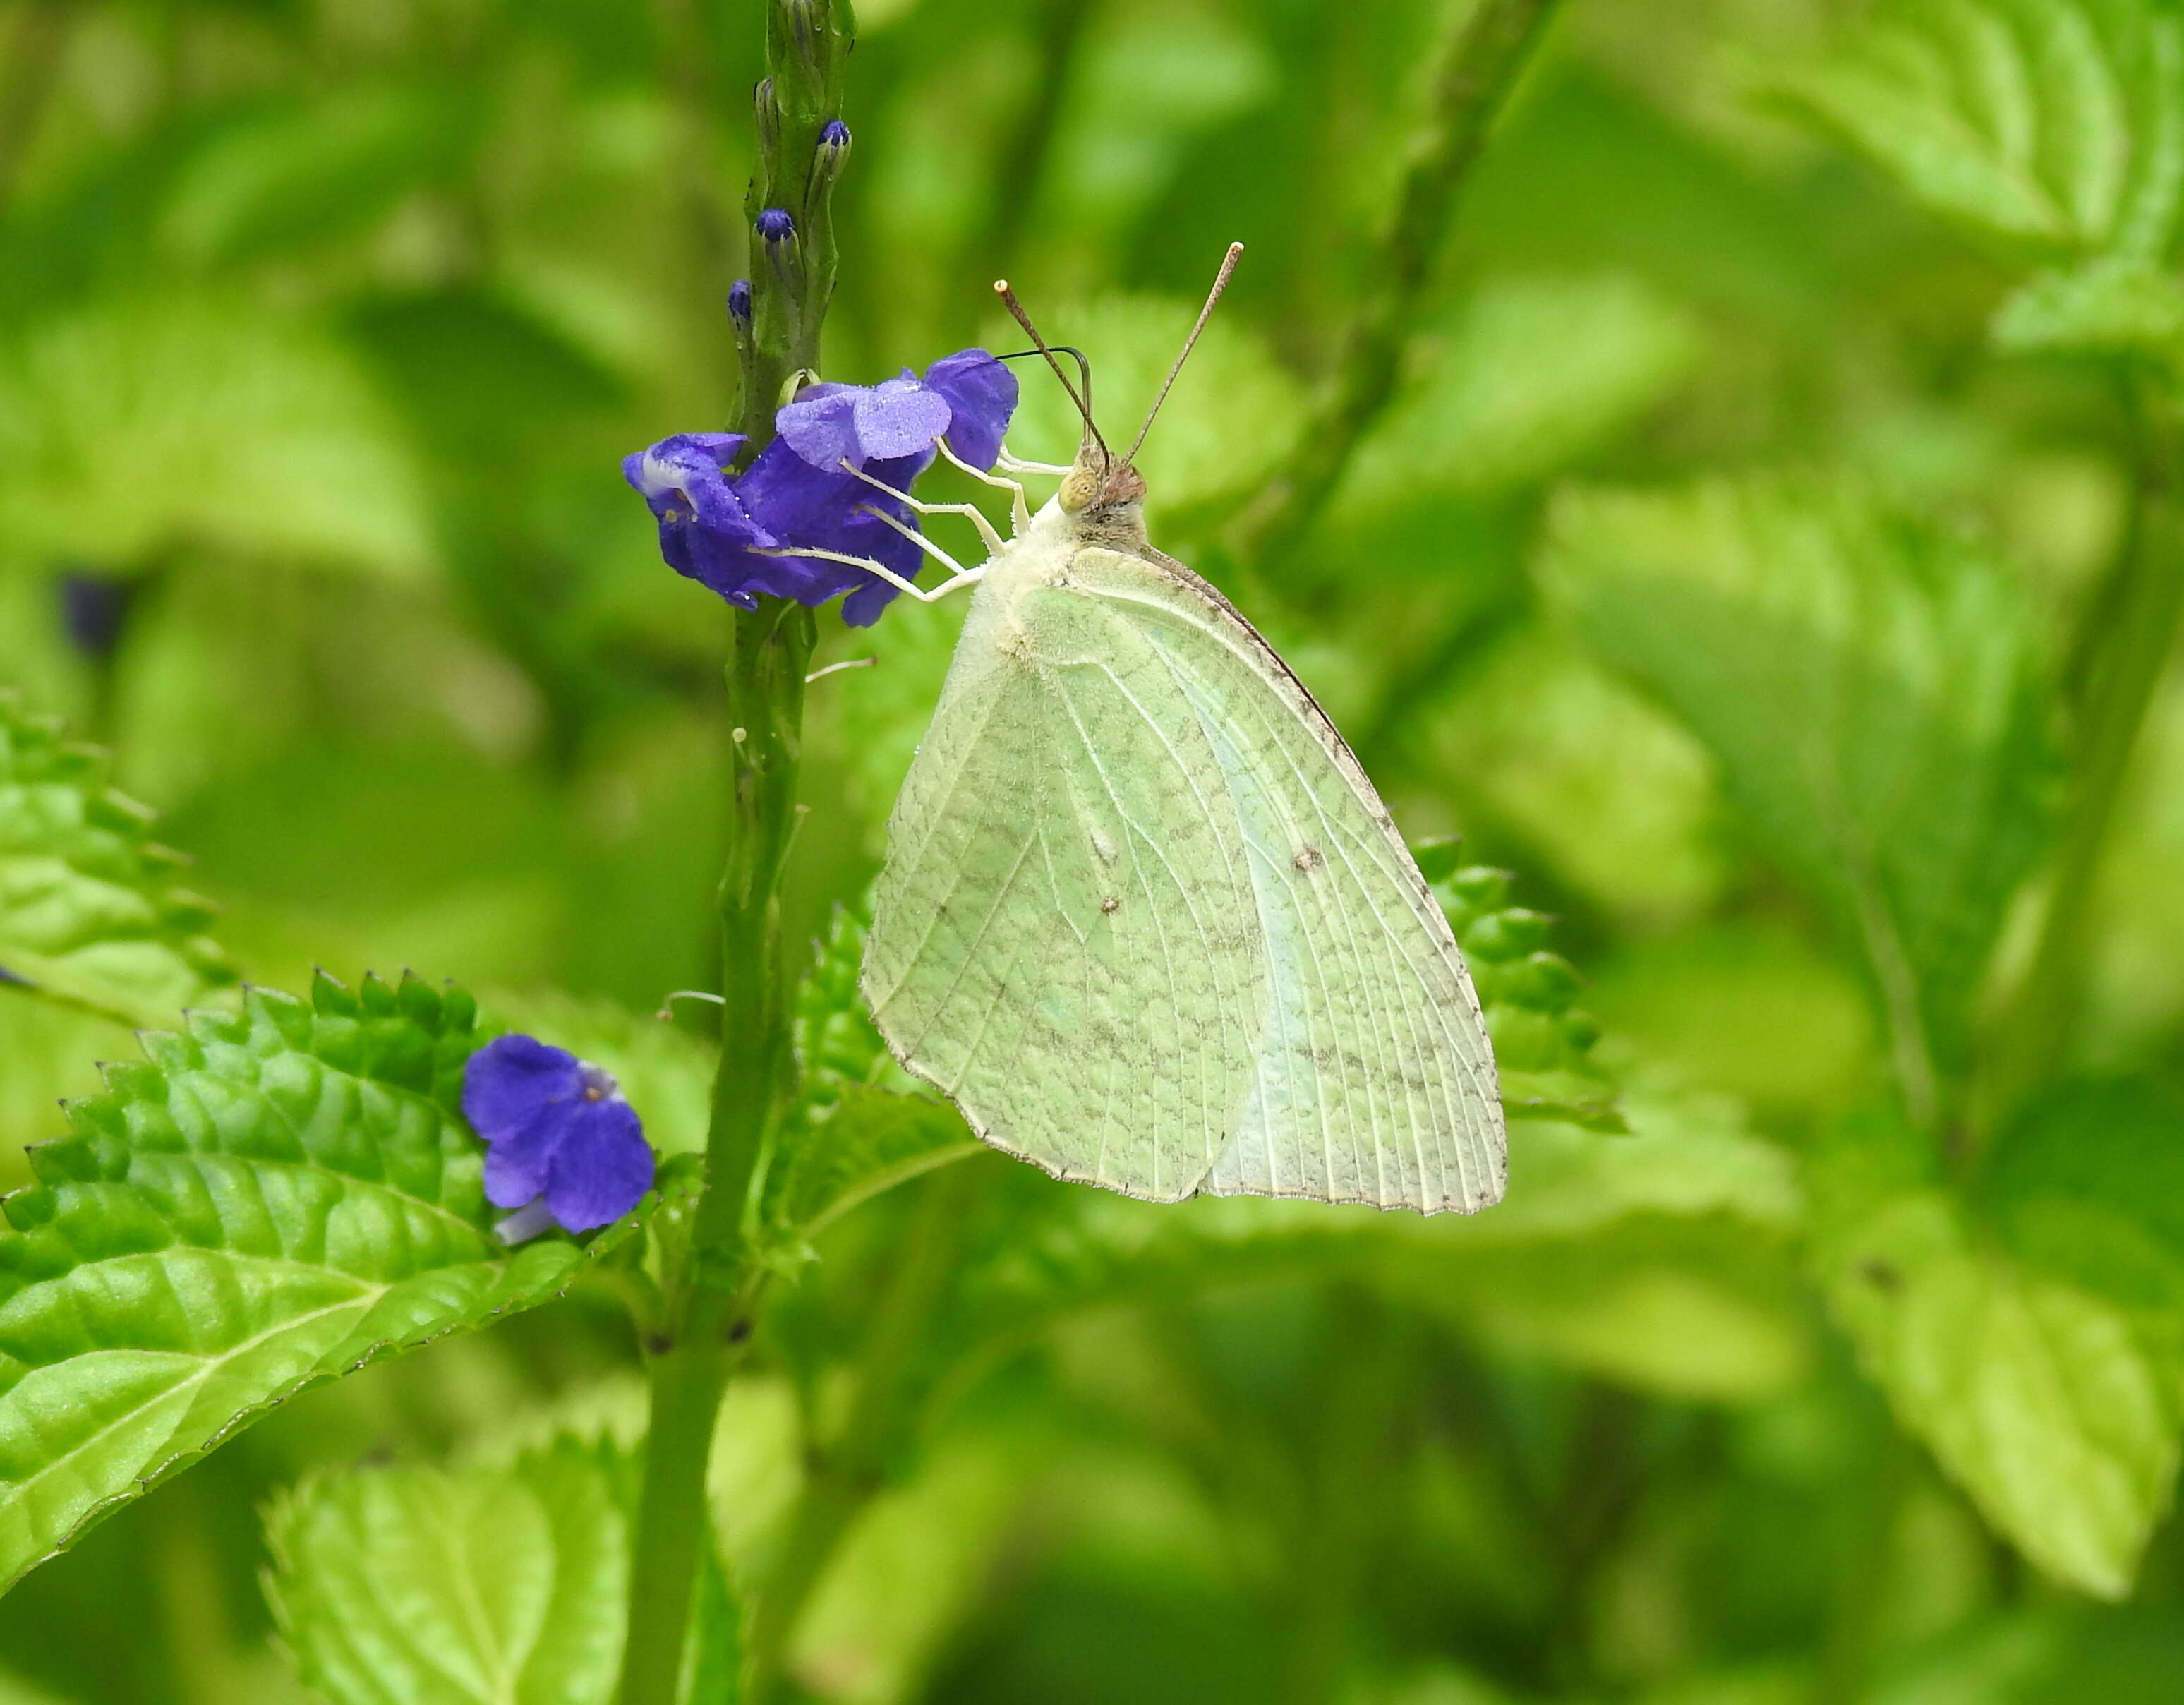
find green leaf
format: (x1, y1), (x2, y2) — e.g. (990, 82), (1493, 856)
(0, 975), (642, 1592)
(1334, 271), (1701, 512)
(1543, 476), (2053, 1107)
(761, 903), (977, 1246)
(267, 1435), (637, 1705)
(1821, 1184), (2180, 1596)
(1417, 1086), (1809, 1401)
(1423, 632), (1729, 929)
(1992, 253), (2184, 361)
(161, 83), (478, 268)
(1978, 1078), (2184, 1315)
(1423, 857), (1622, 1129)
(0, 294), (435, 578)
(1777, 0), (2184, 257)
(1816, 1105), (2184, 1598)
(0, 689), (236, 1026)
(929, 1083), (1800, 1405)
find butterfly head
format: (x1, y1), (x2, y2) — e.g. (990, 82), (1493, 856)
(1060, 452), (1146, 520)
(996, 242), (1241, 542)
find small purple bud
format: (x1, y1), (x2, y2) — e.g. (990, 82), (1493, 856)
(757, 207), (796, 243)
(728, 279), (752, 323)
(811, 119), (851, 197)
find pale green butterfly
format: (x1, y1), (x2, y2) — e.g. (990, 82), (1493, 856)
(814, 245), (1505, 1215)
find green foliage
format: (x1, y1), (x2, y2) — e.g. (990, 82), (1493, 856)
(162, 83), (480, 270)
(267, 1435), (641, 1705)
(1334, 271), (1701, 514)
(0, 975), (642, 1592)
(1778, 0), (2184, 257)
(762, 903), (977, 1248)
(1417, 845), (1619, 1129)
(1814, 1109), (2184, 1597)
(1992, 253), (2184, 362)
(925, 1080), (1799, 1416)
(0, 690), (234, 1025)
(10, 0), (2184, 1698)
(0, 295), (435, 579)
(1544, 475), (2054, 1107)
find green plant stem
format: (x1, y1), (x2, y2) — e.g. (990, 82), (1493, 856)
(1231, 0), (1559, 573)
(619, 1339), (735, 1705)
(745, 1164), (977, 1703)
(1981, 387), (2184, 1133)
(696, 601), (818, 1266)
(617, 6), (852, 1693)
(617, 602), (814, 1705)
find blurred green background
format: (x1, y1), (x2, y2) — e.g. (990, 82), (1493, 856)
(4, 0), (2184, 1701)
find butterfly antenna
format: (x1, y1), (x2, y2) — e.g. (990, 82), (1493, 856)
(996, 279), (1109, 467)
(1121, 241), (1244, 471)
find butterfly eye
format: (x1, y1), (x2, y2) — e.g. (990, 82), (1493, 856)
(1058, 466), (1104, 513)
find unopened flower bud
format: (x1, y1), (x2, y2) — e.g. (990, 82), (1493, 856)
(728, 279), (753, 325)
(754, 76), (781, 158)
(778, 0), (825, 85)
(810, 117), (851, 199)
(756, 207), (796, 244)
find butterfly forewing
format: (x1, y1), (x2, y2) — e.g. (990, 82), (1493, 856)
(863, 566), (1268, 1200)
(1075, 548), (1505, 1212)
(865, 529), (1506, 1215)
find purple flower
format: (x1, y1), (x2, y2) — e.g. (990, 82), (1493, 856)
(622, 348), (1019, 625)
(728, 279), (752, 325)
(461, 1035), (654, 1238)
(757, 207), (795, 243)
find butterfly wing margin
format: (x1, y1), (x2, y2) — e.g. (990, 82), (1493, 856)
(1072, 546), (1507, 1214)
(862, 577), (1269, 1202)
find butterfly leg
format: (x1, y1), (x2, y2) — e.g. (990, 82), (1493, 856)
(857, 504), (985, 583)
(934, 440), (1033, 536)
(841, 460), (1006, 554)
(750, 540), (985, 604)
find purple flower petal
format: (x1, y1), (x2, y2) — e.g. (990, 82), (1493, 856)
(852, 377), (953, 460)
(483, 1137), (555, 1211)
(541, 1097), (654, 1232)
(776, 386), (864, 473)
(463, 1035), (584, 1140)
(924, 349), (1018, 471)
(779, 379), (951, 470)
